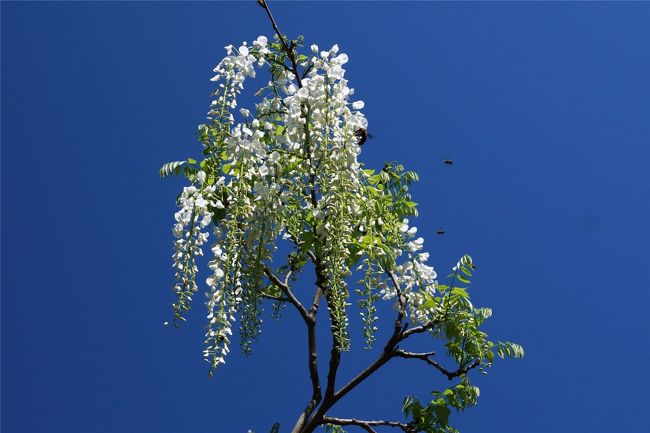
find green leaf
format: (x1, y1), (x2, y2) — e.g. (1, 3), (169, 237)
(451, 288), (469, 298)
(159, 160), (186, 178)
(434, 405), (450, 426)
(421, 292), (436, 309)
(300, 231), (314, 252)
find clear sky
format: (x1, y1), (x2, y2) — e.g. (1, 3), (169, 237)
(2, 2), (649, 433)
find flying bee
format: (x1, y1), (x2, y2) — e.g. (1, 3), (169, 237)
(354, 128), (372, 146)
(444, 159), (454, 165)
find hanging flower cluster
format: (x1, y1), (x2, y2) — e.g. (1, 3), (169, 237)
(171, 182), (214, 324)
(163, 34), (446, 369)
(378, 218), (440, 325)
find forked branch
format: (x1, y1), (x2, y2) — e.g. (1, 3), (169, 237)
(263, 266), (309, 322)
(394, 349), (481, 380)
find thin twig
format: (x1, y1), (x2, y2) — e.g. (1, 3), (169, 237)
(399, 320), (438, 341)
(257, 0), (302, 87)
(263, 266), (309, 322)
(284, 269), (294, 286)
(322, 416), (411, 433)
(394, 349), (481, 380)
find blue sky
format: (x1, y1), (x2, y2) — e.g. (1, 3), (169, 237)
(2, 2), (649, 433)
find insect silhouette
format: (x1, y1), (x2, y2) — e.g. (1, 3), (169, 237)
(444, 160), (454, 165)
(354, 128), (372, 146)
(436, 229), (445, 235)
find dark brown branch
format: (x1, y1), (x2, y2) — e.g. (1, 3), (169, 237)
(399, 320), (438, 341)
(265, 262), (322, 425)
(322, 416), (411, 433)
(329, 419), (377, 433)
(289, 260), (324, 433)
(331, 349), (394, 405)
(301, 349), (396, 432)
(302, 271), (410, 432)
(394, 349), (481, 380)
(289, 294), (322, 433)
(257, 0), (302, 87)
(263, 266), (309, 322)
(323, 318), (341, 401)
(386, 270), (407, 347)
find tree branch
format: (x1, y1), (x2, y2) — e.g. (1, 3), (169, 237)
(257, 0), (302, 87)
(289, 301), (322, 433)
(306, 250), (317, 264)
(302, 271), (412, 432)
(288, 259), (324, 433)
(263, 266), (309, 322)
(331, 349), (394, 405)
(386, 269), (407, 348)
(399, 320), (438, 341)
(323, 318), (341, 401)
(264, 263), (322, 425)
(322, 416), (411, 433)
(394, 349), (481, 380)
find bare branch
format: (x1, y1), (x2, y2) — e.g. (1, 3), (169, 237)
(399, 320), (438, 341)
(322, 416), (411, 433)
(308, 285), (322, 317)
(383, 269), (408, 352)
(394, 349), (481, 380)
(284, 269), (294, 286)
(289, 261), (324, 433)
(386, 270), (407, 333)
(331, 350), (394, 404)
(263, 263), (322, 432)
(306, 317), (322, 397)
(302, 272), (417, 431)
(263, 266), (309, 322)
(324, 325), (341, 400)
(288, 304), (322, 433)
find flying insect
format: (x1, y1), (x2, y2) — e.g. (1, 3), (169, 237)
(354, 128), (372, 146)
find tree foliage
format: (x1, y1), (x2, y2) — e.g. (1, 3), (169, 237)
(162, 2), (522, 432)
